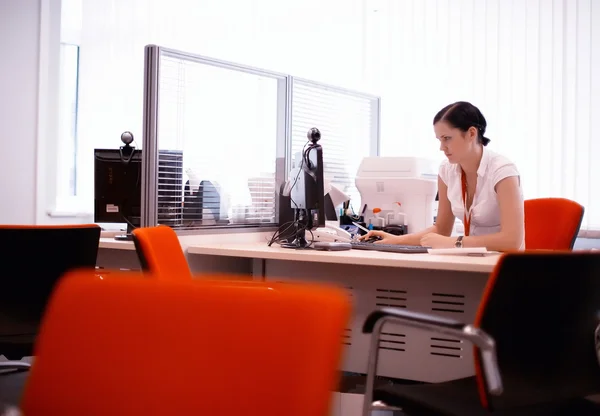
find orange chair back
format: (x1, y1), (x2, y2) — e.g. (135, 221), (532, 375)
(21, 270), (351, 416)
(524, 198), (584, 250)
(132, 225), (191, 279)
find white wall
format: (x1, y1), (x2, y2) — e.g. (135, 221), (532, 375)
(0, 0), (40, 224)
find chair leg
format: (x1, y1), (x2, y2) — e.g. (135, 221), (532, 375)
(361, 323), (381, 416)
(362, 320), (403, 415)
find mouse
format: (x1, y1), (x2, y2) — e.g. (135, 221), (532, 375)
(365, 236), (382, 243)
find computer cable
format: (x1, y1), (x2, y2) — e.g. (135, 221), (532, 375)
(268, 128), (320, 248)
(119, 131), (140, 232)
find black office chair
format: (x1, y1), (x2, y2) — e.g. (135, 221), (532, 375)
(0, 224), (100, 371)
(362, 252), (600, 415)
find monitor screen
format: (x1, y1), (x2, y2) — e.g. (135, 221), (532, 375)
(94, 148), (142, 226)
(289, 143), (325, 230)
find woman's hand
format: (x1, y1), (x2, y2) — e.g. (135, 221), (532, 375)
(420, 233), (456, 248)
(357, 230), (398, 244)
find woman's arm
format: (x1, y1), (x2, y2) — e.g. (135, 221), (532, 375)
(361, 176), (455, 245)
(461, 176), (524, 251)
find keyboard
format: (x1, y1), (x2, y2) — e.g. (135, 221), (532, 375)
(350, 241), (430, 254)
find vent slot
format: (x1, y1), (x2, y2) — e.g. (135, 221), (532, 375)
(375, 288), (407, 308)
(430, 336), (463, 358)
(344, 286), (354, 298)
(343, 328), (352, 346)
(379, 331), (406, 352)
(431, 292), (465, 314)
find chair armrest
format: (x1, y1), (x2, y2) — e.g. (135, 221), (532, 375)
(362, 307), (503, 396)
(363, 308), (466, 333)
(0, 361), (31, 371)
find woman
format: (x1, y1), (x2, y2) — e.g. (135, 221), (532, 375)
(360, 101), (524, 251)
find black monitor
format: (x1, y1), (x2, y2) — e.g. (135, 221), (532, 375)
(94, 145), (142, 239)
(94, 132), (184, 239)
(282, 128), (325, 249)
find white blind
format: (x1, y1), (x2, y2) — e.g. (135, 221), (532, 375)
(289, 78), (380, 214)
(155, 53), (283, 229)
(365, 0), (600, 235)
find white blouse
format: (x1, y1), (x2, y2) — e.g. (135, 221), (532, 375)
(438, 147), (525, 249)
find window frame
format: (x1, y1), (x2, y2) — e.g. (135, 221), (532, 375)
(37, 0), (89, 224)
(142, 46), (290, 230)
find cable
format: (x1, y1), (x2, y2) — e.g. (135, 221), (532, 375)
(268, 131), (322, 249)
(121, 213), (138, 232)
(267, 221), (297, 246)
(288, 140), (311, 209)
(120, 138), (140, 232)
(268, 139), (309, 247)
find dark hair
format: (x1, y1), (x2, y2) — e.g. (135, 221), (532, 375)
(433, 101), (491, 146)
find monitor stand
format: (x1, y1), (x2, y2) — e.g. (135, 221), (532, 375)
(280, 210), (312, 249)
(114, 222), (136, 241)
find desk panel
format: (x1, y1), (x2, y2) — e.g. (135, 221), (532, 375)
(98, 236), (496, 382)
(97, 247), (141, 270)
(265, 259), (487, 383)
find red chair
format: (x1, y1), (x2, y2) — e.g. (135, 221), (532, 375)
(361, 252), (600, 415)
(21, 270), (352, 415)
(132, 225), (191, 279)
(524, 198), (584, 250)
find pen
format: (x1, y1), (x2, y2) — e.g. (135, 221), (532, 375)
(352, 221), (371, 234)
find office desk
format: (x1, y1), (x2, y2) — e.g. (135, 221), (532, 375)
(187, 239), (500, 383)
(187, 242), (498, 273)
(97, 238), (140, 270)
(95, 232), (499, 382)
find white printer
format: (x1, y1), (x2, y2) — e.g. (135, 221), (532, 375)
(355, 157), (438, 233)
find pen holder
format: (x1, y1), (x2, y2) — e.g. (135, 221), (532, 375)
(339, 214), (362, 226)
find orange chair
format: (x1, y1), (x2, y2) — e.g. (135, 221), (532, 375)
(524, 198), (584, 250)
(361, 252), (600, 415)
(21, 270), (351, 415)
(132, 225), (191, 279)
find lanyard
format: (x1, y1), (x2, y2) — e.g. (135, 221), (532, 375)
(461, 168), (472, 236)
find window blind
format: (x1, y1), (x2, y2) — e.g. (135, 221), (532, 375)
(289, 78), (380, 215)
(365, 0), (600, 236)
(154, 51), (285, 230)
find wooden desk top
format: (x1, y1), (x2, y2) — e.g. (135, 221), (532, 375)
(187, 241), (499, 273)
(98, 237), (136, 251)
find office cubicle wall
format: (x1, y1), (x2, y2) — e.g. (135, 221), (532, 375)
(142, 45), (288, 230)
(142, 45), (380, 230)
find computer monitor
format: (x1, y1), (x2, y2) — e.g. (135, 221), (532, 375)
(283, 128), (325, 248)
(94, 136), (184, 239)
(94, 146), (142, 239)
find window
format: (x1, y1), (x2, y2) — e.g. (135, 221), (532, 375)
(55, 43), (79, 200)
(365, 0), (600, 235)
(154, 51), (284, 229)
(50, 0), (368, 222)
(289, 78), (380, 214)
(49, 0), (600, 236)
(148, 48), (380, 229)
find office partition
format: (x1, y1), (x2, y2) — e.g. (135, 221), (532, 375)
(142, 45), (380, 230)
